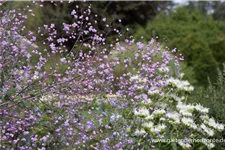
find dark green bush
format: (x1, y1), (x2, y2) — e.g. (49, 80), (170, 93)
(187, 65), (225, 149)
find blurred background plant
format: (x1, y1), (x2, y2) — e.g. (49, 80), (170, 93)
(187, 64), (225, 149)
(134, 6), (225, 86)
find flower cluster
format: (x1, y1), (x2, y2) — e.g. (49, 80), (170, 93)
(167, 77), (194, 92)
(0, 1), (224, 150)
(129, 75), (224, 149)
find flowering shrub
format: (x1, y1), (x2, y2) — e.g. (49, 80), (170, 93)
(125, 75), (224, 149)
(0, 1), (224, 150)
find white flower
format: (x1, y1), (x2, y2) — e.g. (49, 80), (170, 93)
(134, 107), (149, 117)
(202, 116), (224, 131)
(177, 102), (194, 116)
(145, 114), (154, 120)
(200, 124), (214, 136)
(150, 127), (161, 133)
(135, 85), (144, 90)
(179, 109), (192, 116)
(138, 77), (147, 83)
(130, 75), (139, 81)
(166, 94), (185, 101)
(142, 122), (154, 129)
(160, 117), (166, 121)
(156, 124), (166, 131)
(215, 124), (224, 131)
(130, 75), (147, 83)
(201, 138), (215, 148)
(106, 94), (117, 98)
(40, 94), (55, 102)
(180, 73), (185, 78)
(183, 86), (194, 91)
(207, 143), (215, 149)
(181, 117), (197, 129)
(178, 140), (192, 149)
(200, 115), (209, 121)
(152, 109), (166, 116)
(166, 111), (180, 124)
(166, 77), (194, 92)
(31, 71), (40, 80)
(134, 129), (146, 136)
(32, 75), (39, 80)
(194, 104), (209, 113)
(150, 124), (166, 133)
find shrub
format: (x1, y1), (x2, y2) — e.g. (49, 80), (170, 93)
(134, 7), (225, 86)
(0, 1), (223, 149)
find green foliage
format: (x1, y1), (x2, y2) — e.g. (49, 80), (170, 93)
(87, 1), (172, 27)
(213, 2), (225, 20)
(187, 65), (225, 149)
(134, 7), (225, 86)
(174, 33), (218, 86)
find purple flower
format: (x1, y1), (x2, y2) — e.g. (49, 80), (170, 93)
(102, 18), (106, 22)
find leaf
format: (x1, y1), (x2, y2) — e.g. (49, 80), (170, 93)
(200, 145), (208, 150)
(171, 142), (177, 150)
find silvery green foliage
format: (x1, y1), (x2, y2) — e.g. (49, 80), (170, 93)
(128, 74), (223, 149)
